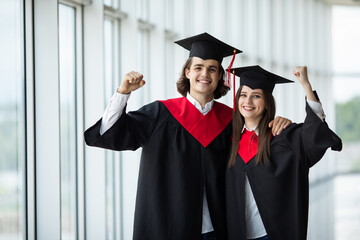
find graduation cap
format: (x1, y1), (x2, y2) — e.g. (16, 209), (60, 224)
(175, 32), (242, 63)
(230, 65), (294, 93)
(175, 32), (242, 86)
(227, 65), (294, 111)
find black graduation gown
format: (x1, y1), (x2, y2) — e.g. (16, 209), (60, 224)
(84, 97), (233, 240)
(225, 101), (342, 240)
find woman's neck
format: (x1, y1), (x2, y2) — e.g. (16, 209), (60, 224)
(244, 119), (260, 130)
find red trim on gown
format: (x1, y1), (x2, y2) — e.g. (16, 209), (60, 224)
(159, 97), (232, 148)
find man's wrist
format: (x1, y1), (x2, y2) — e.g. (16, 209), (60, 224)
(117, 88), (130, 94)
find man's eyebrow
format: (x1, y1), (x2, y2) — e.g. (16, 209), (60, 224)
(208, 65), (218, 69)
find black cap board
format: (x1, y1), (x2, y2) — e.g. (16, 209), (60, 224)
(175, 32), (242, 63)
(229, 65), (294, 93)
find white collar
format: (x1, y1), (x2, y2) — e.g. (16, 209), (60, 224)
(241, 125), (259, 135)
(186, 93), (214, 115)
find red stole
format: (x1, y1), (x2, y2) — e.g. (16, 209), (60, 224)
(159, 97), (232, 148)
(238, 129), (258, 164)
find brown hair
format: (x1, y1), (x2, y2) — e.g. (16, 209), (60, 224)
(228, 86), (276, 168)
(176, 57), (230, 99)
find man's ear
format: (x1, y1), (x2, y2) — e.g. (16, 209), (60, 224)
(216, 70), (223, 83)
(185, 68), (190, 79)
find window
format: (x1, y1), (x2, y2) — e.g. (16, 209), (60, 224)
(0, 1), (25, 239)
(59, 3), (79, 239)
(164, 0), (177, 98)
(136, 29), (151, 103)
(103, 2), (126, 238)
(137, 0), (149, 20)
(103, 15), (122, 239)
(104, 0), (119, 9)
(164, 32), (176, 99)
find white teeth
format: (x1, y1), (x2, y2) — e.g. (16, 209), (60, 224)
(198, 80), (210, 83)
(243, 106), (254, 110)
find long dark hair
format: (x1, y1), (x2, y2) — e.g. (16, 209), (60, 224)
(176, 57), (230, 99)
(228, 86), (276, 168)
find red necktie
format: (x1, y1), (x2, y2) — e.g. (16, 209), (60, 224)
(238, 129), (258, 164)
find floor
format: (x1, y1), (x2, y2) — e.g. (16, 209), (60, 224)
(334, 173), (360, 240)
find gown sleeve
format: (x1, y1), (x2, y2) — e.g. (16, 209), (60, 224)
(281, 93), (342, 168)
(302, 101), (342, 167)
(84, 101), (162, 151)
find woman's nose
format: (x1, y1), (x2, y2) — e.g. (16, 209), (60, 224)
(245, 97), (252, 104)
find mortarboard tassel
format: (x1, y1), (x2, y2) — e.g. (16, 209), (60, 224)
(233, 70), (236, 112)
(225, 49), (237, 87)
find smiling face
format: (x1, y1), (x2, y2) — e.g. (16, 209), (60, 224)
(185, 57), (222, 101)
(238, 85), (266, 128)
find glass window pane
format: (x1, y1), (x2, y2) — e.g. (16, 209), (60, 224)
(104, 0), (120, 9)
(0, 0), (25, 239)
(104, 19), (115, 102)
(105, 151), (116, 240)
(136, 30), (150, 103)
(164, 0), (174, 29)
(104, 17), (117, 240)
(104, 0), (112, 7)
(59, 4), (77, 240)
(137, 0), (149, 19)
(164, 38), (175, 99)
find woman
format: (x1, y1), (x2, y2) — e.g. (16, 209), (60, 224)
(225, 65), (342, 240)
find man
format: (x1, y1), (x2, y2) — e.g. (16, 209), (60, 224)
(84, 33), (290, 240)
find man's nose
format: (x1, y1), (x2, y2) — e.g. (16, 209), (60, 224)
(201, 68), (209, 77)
